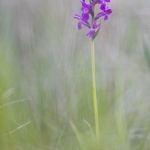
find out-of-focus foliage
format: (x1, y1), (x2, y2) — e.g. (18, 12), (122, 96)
(0, 0), (150, 149)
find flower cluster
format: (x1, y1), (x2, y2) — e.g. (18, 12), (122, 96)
(74, 0), (113, 39)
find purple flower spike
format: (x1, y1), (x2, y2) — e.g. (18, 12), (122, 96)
(74, 0), (113, 39)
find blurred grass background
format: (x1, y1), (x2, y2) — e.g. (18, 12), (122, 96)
(0, 0), (150, 149)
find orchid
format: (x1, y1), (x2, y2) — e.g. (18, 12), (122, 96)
(73, 0), (113, 141)
(74, 0), (113, 39)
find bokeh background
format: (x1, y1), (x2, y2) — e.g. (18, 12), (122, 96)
(1, 0), (150, 149)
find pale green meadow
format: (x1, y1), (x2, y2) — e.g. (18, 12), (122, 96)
(0, 0), (150, 149)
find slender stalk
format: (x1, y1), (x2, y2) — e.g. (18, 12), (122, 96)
(90, 38), (99, 140)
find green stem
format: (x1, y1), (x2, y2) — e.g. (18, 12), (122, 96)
(90, 38), (99, 140)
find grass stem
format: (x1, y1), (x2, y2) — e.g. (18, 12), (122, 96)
(90, 38), (99, 140)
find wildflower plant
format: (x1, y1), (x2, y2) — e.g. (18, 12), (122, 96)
(73, 0), (113, 142)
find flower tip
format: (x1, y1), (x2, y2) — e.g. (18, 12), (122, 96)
(74, 14), (81, 20)
(104, 15), (108, 20)
(86, 29), (95, 38)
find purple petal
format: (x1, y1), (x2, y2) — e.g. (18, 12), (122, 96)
(82, 2), (92, 9)
(77, 20), (91, 30)
(82, 12), (89, 21)
(104, 15), (108, 20)
(83, 8), (89, 14)
(86, 29), (95, 38)
(74, 14), (81, 20)
(93, 21), (100, 29)
(100, 3), (106, 11)
(94, 0), (100, 4)
(99, 0), (103, 4)
(104, 0), (110, 2)
(95, 12), (105, 20)
(106, 8), (112, 15)
(78, 22), (82, 30)
(81, 20), (91, 28)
